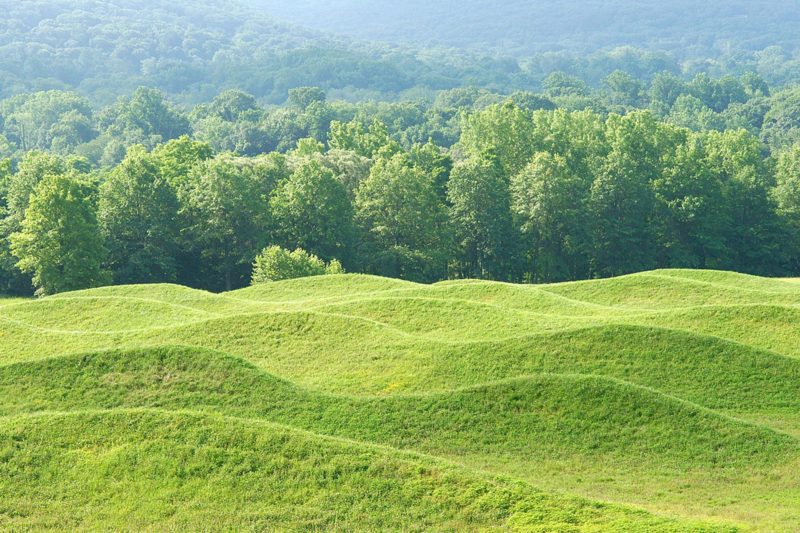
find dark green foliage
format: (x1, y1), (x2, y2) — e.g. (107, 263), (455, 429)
(98, 88), (190, 161)
(651, 138), (728, 268)
(1, 32), (800, 292)
(2, 94), (800, 293)
(512, 152), (591, 282)
(703, 129), (787, 274)
(448, 154), (516, 279)
(588, 112), (664, 276)
(355, 153), (449, 281)
(99, 146), (180, 284)
(270, 159), (353, 262)
(180, 155), (279, 291)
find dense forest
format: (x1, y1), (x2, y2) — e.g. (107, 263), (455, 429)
(2, 72), (800, 295)
(9, 0), (800, 107)
(0, 0), (533, 105)
(2, 0), (800, 295)
(250, 0), (800, 57)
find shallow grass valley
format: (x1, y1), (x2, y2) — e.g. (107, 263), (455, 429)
(1, 269), (799, 531)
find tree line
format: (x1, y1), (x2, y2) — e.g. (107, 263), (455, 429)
(1, 91), (799, 295)
(5, 71), (800, 168)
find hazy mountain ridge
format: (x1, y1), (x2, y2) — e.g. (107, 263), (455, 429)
(0, 0), (472, 104)
(246, 0), (799, 56)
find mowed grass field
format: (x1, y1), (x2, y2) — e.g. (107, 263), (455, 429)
(1, 269), (799, 531)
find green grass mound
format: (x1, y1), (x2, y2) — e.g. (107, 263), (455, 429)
(424, 280), (622, 316)
(637, 304), (800, 358)
(0, 296), (214, 332)
(0, 410), (722, 532)
(48, 283), (262, 314)
(3, 312), (800, 420)
(49, 283), (210, 301)
(148, 319), (800, 416)
(2, 346), (792, 472)
(2, 269), (800, 530)
(0, 297), (26, 308)
(313, 296), (592, 341)
(652, 269), (800, 292)
(231, 273), (420, 302)
(544, 271), (800, 309)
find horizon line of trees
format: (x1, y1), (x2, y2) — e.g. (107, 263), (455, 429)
(6, 69), (800, 169)
(2, 97), (800, 295)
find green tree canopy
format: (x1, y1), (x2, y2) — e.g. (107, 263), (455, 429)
(460, 102), (536, 177)
(447, 153), (516, 280)
(99, 146), (180, 284)
(270, 159), (354, 263)
(512, 152), (591, 282)
(355, 153), (448, 281)
(181, 155), (278, 291)
(10, 173), (109, 295)
(251, 245), (343, 284)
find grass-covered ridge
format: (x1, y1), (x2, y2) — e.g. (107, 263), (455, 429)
(1, 269), (799, 530)
(0, 410), (729, 532)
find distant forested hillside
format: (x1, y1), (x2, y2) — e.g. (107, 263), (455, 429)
(1, 0), (539, 105)
(248, 0), (800, 57)
(7, 0), (800, 108)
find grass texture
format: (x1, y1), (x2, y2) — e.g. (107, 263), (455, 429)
(1, 269), (799, 531)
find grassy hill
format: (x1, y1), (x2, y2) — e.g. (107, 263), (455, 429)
(1, 269), (799, 530)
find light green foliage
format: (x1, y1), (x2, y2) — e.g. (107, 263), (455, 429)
(318, 148), (372, 199)
(5, 152), (69, 218)
(10, 173), (109, 295)
(0, 91), (95, 153)
(460, 102), (536, 177)
(151, 136), (214, 188)
(251, 245), (345, 283)
(329, 119), (400, 158)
